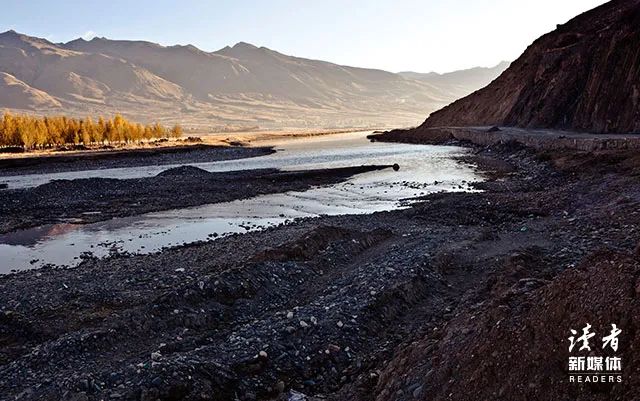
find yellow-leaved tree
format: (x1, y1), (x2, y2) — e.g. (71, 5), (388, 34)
(0, 113), (177, 149)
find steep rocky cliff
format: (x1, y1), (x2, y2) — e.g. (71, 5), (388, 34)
(419, 0), (640, 134)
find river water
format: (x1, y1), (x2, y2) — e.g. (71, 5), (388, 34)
(0, 131), (482, 273)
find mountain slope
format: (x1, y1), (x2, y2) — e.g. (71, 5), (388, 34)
(0, 72), (61, 109)
(417, 0), (640, 134)
(64, 37), (245, 101)
(399, 61), (510, 100)
(64, 38), (452, 107)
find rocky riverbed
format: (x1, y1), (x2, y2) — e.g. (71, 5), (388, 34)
(0, 164), (392, 234)
(1, 140), (640, 400)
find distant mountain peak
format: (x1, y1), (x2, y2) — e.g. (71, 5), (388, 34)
(0, 30), (72, 55)
(64, 37), (87, 46)
(0, 29), (29, 40)
(232, 41), (258, 49)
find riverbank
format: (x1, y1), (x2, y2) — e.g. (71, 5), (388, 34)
(0, 144), (275, 178)
(2, 136), (639, 400)
(370, 125), (640, 151)
(199, 128), (379, 147)
(0, 129), (379, 180)
(0, 128), (375, 172)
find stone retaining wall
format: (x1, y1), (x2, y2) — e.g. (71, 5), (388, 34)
(438, 128), (640, 151)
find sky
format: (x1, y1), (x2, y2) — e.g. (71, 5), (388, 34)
(1, 0), (609, 73)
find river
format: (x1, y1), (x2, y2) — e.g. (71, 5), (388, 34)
(0, 131), (482, 272)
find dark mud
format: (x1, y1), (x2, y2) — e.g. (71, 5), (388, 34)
(2, 141), (640, 400)
(0, 145), (274, 177)
(0, 164), (392, 234)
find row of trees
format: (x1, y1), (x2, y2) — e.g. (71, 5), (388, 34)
(0, 113), (183, 149)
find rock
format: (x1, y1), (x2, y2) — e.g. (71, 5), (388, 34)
(288, 390), (310, 401)
(157, 165), (212, 178)
(299, 320), (309, 328)
(109, 372), (121, 383)
(286, 311), (294, 319)
(67, 393), (89, 401)
(412, 384), (424, 399)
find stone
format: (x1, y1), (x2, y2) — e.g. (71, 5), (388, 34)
(412, 384), (423, 399)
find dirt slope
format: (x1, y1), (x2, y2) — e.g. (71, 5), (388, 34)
(419, 0), (640, 133)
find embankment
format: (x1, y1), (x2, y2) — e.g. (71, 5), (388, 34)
(371, 126), (640, 151)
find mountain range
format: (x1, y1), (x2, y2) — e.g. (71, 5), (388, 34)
(0, 30), (508, 130)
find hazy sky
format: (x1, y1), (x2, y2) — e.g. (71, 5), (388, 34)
(1, 0), (608, 73)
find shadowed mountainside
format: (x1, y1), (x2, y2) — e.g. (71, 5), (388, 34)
(0, 30), (505, 130)
(414, 0), (640, 134)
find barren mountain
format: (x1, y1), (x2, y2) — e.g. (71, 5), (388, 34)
(399, 61), (510, 100)
(0, 31), (185, 105)
(0, 30), (505, 130)
(416, 0), (640, 133)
